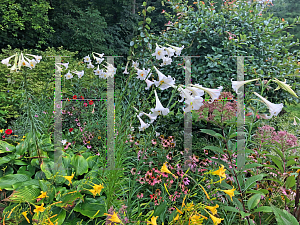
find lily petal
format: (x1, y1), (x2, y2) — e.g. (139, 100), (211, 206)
(231, 78), (259, 95)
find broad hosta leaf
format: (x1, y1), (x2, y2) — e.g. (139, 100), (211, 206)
(9, 185), (40, 203)
(71, 155), (88, 176)
(0, 140), (16, 153)
(270, 204), (299, 225)
(56, 191), (84, 208)
(50, 206), (66, 225)
(0, 174), (31, 190)
(73, 197), (105, 218)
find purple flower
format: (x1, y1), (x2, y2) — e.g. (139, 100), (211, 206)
(35, 115), (38, 117)
(183, 177), (190, 185)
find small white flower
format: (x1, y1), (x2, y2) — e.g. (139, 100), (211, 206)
(155, 132), (160, 137)
(93, 52), (104, 58)
(83, 55), (91, 63)
(186, 86), (205, 97)
(61, 140), (67, 145)
(137, 115), (150, 131)
(139, 111), (157, 123)
(253, 92), (284, 119)
(136, 68), (151, 80)
(231, 78), (259, 95)
(64, 70), (73, 79)
(24, 56), (37, 69)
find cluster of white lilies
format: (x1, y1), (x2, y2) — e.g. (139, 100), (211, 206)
(2, 46), (298, 133)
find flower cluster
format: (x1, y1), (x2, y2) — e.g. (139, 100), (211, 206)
(1, 52), (42, 72)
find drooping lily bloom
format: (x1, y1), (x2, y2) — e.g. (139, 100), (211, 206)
(189, 84), (223, 103)
(25, 54), (42, 63)
(272, 78), (298, 98)
(138, 111), (157, 123)
(123, 61), (129, 74)
(153, 66), (176, 90)
(145, 79), (155, 90)
(150, 90), (170, 117)
(65, 70), (73, 79)
(137, 115), (150, 131)
(1, 54), (16, 66)
(231, 78), (259, 95)
(186, 86), (205, 97)
(165, 44), (185, 56)
(160, 56), (172, 66)
(165, 47), (176, 57)
(74, 70), (84, 78)
(253, 92), (284, 119)
(136, 67), (151, 80)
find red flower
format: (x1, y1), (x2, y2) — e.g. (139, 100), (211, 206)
(69, 128), (73, 132)
(73, 95), (77, 99)
(80, 96), (84, 99)
(83, 103), (88, 107)
(89, 100), (93, 105)
(5, 129), (12, 135)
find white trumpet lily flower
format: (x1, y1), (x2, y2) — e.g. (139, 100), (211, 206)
(153, 66), (176, 90)
(231, 78), (259, 95)
(186, 86), (205, 97)
(184, 96), (204, 112)
(137, 115), (150, 131)
(178, 85), (193, 103)
(145, 79), (155, 90)
(83, 55), (91, 63)
(253, 92), (284, 119)
(132, 60), (139, 68)
(189, 84), (223, 103)
(93, 52), (104, 58)
(123, 61), (129, 74)
(138, 111), (157, 123)
(24, 56), (37, 69)
(136, 68), (151, 80)
(65, 70), (73, 79)
(160, 56), (172, 66)
(87, 62), (94, 69)
(150, 90), (170, 117)
(272, 78), (298, 98)
(25, 54), (42, 63)
(165, 47), (175, 57)
(74, 70), (84, 78)
(152, 43), (166, 60)
(165, 44), (184, 56)
(104, 63), (116, 78)
(293, 117), (298, 125)
(1, 54), (16, 66)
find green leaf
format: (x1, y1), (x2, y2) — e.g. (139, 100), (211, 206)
(153, 202), (167, 217)
(0, 156), (12, 166)
(73, 197), (105, 218)
(145, 25), (150, 30)
(240, 211), (251, 219)
(146, 17), (151, 24)
(202, 146), (224, 154)
(56, 191), (84, 208)
(51, 206), (66, 225)
(244, 174), (264, 191)
(9, 185), (40, 203)
(200, 129), (225, 140)
(287, 160), (297, 167)
(0, 174), (31, 190)
(144, 37), (149, 42)
(247, 194), (261, 210)
(71, 155), (88, 176)
(143, 1), (147, 7)
(0, 140), (16, 153)
(140, 32), (145, 38)
(270, 204), (299, 225)
(244, 163), (263, 170)
(286, 176), (296, 189)
(254, 206), (273, 213)
(222, 206), (239, 213)
(268, 155), (284, 173)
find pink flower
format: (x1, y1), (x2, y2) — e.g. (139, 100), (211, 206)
(87, 145), (91, 149)
(83, 103), (88, 107)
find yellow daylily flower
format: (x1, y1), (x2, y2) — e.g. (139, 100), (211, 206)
(37, 191), (48, 199)
(208, 212), (224, 225)
(160, 162), (178, 178)
(63, 172), (75, 185)
(211, 165), (226, 184)
(205, 204), (219, 215)
(0, 129), (3, 133)
(184, 202), (195, 211)
(173, 213), (180, 221)
(190, 213), (207, 224)
(33, 203), (46, 216)
(21, 211), (30, 223)
(88, 188), (98, 198)
(147, 216), (158, 225)
(104, 212), (122, 223)
(272, 78), (298, 98)
(93, 183), (104, 194)
(221, 186), (236, 201)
